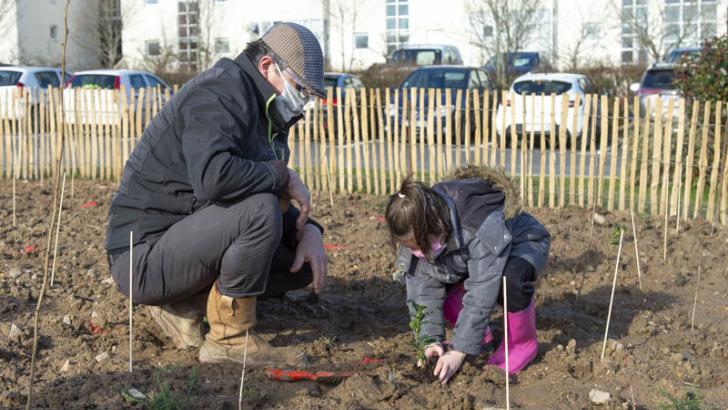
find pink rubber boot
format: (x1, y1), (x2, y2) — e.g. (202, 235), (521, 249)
(486, 299), (538, 375)
(443, 282), (493, 344)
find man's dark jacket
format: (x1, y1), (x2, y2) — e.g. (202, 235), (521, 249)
(106, 54), (305, 253)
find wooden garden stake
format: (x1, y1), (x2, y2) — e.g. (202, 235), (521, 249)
(49, 172), (67, 287)
(601, 229), (624, 362)
(691, 264), (701, 331)
(322, 153), (334, 208)
(238, 330), (249, 410)
(663, 175), (669, 261)
(129, 231), (133, 372)
(630, 210), (642, 290)
(503, 275), (510, 410)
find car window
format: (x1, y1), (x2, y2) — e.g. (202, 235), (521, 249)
(144, 74), (164, 89)
(129, 74), (146, 89)
(642, 69), (675, 90)
(0, 70), (22, 86)
(468, 71), (480, 88)
(477, 70), (491, 89)
(71, 74), (117, 89)
(351, 77), (364, 88)
(392, 49), (442, 65)
(512, 56), (535, 68)
(343, 77), (353, 88)
(577, 78), (587, 92)
(513, 80), (572, 95)
(402, 70), (467, 89)
(324, 77), (338, 90)
(34, 71), (61, 88)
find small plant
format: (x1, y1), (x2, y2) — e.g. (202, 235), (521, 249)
(408, 300), (434, 366)
(122, 367), (200, 410)
(610, 224), (626, 245)
(318, 335), (338, 351)
(658, 388), (703, 410)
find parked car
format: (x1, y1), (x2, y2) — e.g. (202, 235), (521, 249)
(495, 72), (600, 146)
(484, 52), (545, 80)
(387, 44), (464, 66)
(389, 65), (495, 141)
(663, 47), (701, 64)
(630, 63), (679, 118)
(319, 72), (365, 135)
(0, 66), (71, 120)
(64, 69), (171, 124)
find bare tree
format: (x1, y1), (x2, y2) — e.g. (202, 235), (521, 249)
(325, 0), (369, 71)
(466, 0), (542, 87)
(197, 0), (218, 71)
(139, 40), (178, 75)
(71, 0), (138, 68)
(613, 0), (702, 63)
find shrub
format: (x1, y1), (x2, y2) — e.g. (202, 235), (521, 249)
(675, 34), (728, 102)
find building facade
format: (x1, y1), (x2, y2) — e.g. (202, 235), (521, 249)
(119, 0), (727, 73)
(0, 0), (103, 70)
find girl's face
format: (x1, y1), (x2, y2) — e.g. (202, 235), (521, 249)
(396, 232), (443, 255)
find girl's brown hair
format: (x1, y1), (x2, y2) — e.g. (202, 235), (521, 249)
(385, 176), (452, 260)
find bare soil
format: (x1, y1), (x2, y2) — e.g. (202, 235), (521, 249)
(1, 180), (727, 409)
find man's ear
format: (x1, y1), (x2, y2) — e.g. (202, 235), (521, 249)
(258, 55), (273, 79)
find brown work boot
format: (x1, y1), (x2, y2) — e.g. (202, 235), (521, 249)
(147, 291), (207, 349)
(198, 284), (301, 366)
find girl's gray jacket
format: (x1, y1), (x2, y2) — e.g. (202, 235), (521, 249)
(397, 166), (551, 356)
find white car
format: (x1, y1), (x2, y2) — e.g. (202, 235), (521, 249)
(0, 66), (70, 119)
(63, 69), (171, 124)
(495, 73), (598, 144)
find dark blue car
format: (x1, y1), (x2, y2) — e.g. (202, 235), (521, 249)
(389, 66), (495, 141)
(484, 52), (542, 78)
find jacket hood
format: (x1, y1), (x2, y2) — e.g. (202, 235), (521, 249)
(444, 165), (521, 220)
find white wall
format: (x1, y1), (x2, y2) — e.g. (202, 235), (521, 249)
(0, 0), (20, 65)
(121, 0), (178, 69)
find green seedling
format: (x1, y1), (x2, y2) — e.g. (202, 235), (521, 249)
(408, 300), (435, 366)
(318, 335), (338, 350)
(610, 224), (626, 245)
(658, 388), (703, 410)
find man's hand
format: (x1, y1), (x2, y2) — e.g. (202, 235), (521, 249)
(290, 224), (327, 294)
(284, 169), (310, 230)
(434, 349), (466, 385)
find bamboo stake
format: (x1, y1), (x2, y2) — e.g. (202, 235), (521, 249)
(638, 100), (651, 213)
(619, 97), (629, 211)
(27, 2), (70, 406)
(626, 210), (643, 292)
(570, 94), (579, 206)
(690, 264), (701, 331)
(629, 96), (640, 212)
(539, 93), (546, 207)
(238, 330), (249, 410)
(350, 89), (362, 192)
(558, 94), (568, 208)
(427, 88), (436, 185)
(503, 275), (510, 410)
(601, 229), (624, 362)
(706, 101), (723, 222)
(549, 94), (557, 208)
(49, 172), (67, 287)
(694, 101), (711, 218)
(129, 231), (133, 372)
(454, 89), (462, 168)
(418, 88), (426, 180)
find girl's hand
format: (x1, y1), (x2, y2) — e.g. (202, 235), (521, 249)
(424, 343), (444, 360)
(434, 350), (466, 385)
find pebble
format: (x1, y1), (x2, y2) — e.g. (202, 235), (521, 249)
(589, 389), (611, 405)
(62, 315), (72, 326)
(95, 352), (110, 362)
(101, 277), (114, 285)
(91, 311), (99, 318)
(60, 360), (70, 372)
(128, 388), (146, 400)
(593, 213), (607, 226)
(8, 323), (22, 341)
(9, 268), (22, 279)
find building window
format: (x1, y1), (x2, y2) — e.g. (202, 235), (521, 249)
(621, 0), (649, 64)
(584, 22), (601, 40)
(50, 25), (57, 40)
(483, 25), (493, 37)
(386, 0), (409, 54)
(215, 37), (230, 54)
(146, 0), (158, 4)
(354, 33), (368, 49)
(178, 0), (200, 72)
(662, 0), (717, 51)
(146, 40), (161, 56)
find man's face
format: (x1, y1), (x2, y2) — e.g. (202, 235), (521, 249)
(257, 55), (311, 100)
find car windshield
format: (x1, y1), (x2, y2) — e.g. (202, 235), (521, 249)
(0, 70), (22, 86)
(513, 80), (572, 95)
(642, 69), (675, 89)
(34, 71), (61, 88)
(324, 77), (338, 89)
(512, 56), (536, 68)
(70, 74), (117, 89)
(665, 50), (699, 63)
(391, 49), (442, 65)
(401, 70), (467, 89)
